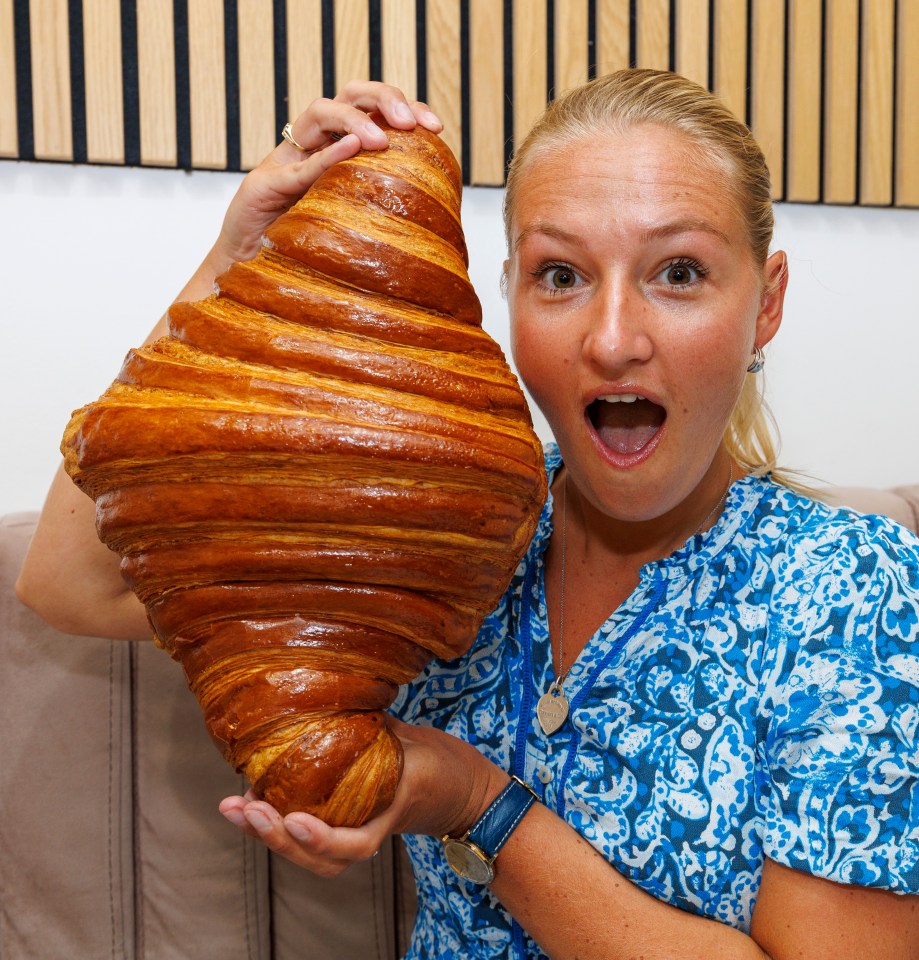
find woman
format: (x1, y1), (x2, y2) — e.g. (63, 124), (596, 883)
(18, 71), (919, 958)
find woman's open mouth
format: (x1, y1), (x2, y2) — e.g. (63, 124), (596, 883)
(586, 393), (667, 459)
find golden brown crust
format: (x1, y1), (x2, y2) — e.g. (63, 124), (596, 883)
(62, 123), (546, 824)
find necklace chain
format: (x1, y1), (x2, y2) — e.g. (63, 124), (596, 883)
(550, 461), (734, 696)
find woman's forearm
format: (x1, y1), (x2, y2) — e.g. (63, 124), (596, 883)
(491, 803), (770, 960)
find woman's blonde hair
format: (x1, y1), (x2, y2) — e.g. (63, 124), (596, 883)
(504, 68), (799, 487)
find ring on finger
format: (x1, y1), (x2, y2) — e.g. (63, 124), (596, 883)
(281, 121), (308, 151)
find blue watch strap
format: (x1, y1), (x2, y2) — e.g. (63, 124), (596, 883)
(466, 776), (538, 859)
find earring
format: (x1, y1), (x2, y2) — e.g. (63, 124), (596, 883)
(747, 346), (765, 373)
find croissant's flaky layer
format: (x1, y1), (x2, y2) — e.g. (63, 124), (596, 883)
(62, 123), (547, 825)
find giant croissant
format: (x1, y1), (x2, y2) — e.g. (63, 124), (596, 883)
(61, 123), (547, 826)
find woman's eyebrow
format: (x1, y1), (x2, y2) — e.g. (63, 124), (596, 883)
(638, 218), (731, 245)
(512, 222), (587, 253)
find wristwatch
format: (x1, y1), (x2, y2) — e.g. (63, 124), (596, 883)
(441, 776), (539, 884)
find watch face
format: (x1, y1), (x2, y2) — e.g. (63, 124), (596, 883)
(442, 839), (495, 884)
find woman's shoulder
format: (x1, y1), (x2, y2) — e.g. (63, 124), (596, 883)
(742, 473), (919, 586)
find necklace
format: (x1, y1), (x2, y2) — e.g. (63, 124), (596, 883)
(535, 462), (735, 736)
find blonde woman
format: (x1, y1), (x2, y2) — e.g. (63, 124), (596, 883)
(19, 71), (919, 958)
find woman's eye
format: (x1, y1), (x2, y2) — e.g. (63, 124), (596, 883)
(541, 265), (579, 290)
(661, 258), (705, 287)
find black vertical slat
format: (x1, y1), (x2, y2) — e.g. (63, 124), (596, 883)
(224, 0), (240, 170)
(890, 0), (899, 205)
(68, 0), (87, 162)
(121, 0), (140, 164)
(321, 0), (335, 97)
(854, 0), (863, 204)
(369, 0), (382, 81)
(415, 0), (427, 103)
(668, 0), (676, 73)
(781, 0), (790, 201)
(273, 0), (288, 138)
(459, 0), (470, 183)
(629, 0), (637, 68)
(707, 0), (715, 91)
(128, 640), (143, 960)
(744, 0), (753, 126)
(503, 0), (513, 175)
(547, 0), (556, 99)
(817, 0), (827, 201)
(12, 0), (33, 159)
(587, 0), (597, 79)
(173, 0), (191, 169)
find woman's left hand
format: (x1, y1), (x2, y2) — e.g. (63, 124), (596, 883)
(218, 718), (509, 877)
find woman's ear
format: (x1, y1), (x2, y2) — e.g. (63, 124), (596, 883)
(755, 250), (788, 348)
(500, 259), (510, 298)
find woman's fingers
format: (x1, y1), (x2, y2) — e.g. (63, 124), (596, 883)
(280, 81), (443, 161)
(218, 795), (262, 840)
(334, 80), (442, 132)
(219, 795), (390, 877)
(211, 133), (362, 264)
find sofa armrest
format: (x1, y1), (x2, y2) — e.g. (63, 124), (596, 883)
(819, 484), (919, 533)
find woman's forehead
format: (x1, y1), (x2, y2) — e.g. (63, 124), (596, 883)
(509, 125), (743, 242)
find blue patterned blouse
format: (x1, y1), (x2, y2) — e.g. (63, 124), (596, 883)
(392, 445), (919, 959)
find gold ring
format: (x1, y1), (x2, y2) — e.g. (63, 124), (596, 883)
(281, 122), (307, 152)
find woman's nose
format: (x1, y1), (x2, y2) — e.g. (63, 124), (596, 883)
(581, 282), (654, 373)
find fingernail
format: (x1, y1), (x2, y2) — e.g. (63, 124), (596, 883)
(363, 121), (386, 141)
(422, 110), (442, 128)
(393, 102), (414, 124)
(245, 809), (271, 834)
(286, 820), (310, 842)
(222, 809), (247, 828)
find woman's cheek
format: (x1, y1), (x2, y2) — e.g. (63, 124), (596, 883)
(511, 309), (557, 385)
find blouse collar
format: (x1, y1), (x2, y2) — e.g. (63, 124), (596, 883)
(534, 443), (775, 582)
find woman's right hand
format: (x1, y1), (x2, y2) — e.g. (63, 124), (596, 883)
(206, 81), (444, 278)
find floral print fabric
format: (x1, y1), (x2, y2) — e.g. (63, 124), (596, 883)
(392, 445), (919, 959)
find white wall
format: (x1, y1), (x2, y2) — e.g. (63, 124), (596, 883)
(1, 160), (917, 516)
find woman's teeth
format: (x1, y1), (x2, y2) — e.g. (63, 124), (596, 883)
(598, 393), (643, 404)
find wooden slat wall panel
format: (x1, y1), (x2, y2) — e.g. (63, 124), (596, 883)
(382, 0), (416, 98)
(675, 0), (709, 90)
(0, 0), (17, 156)
(286, 0), (323, 122)
(137, 0), (176, 166)
(860, 0), (895, 206)
(555, 0), (590, 96)
(636, 0), (670, 72)
(823, 0), (858, 204)
(786, 0), (822, 202)
(238, 1), (277, 170)
(713, 0), (747, 125)
(84, 0), (123, 163)
(335, 0), (369, 89)
(30, 0), (72, 160)
(750, 0), (785, 199)
(897, 0), (919, 206)
(469, 0), (503, 185)
(2, 0), (916, 206)
(188, 0), (226, 169)
(513, 0), (547, 148)
(425, 0), (462, 166)
(595, 0), (630, 75)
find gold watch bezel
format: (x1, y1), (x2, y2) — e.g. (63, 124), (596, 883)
(441, 836), (496, 884)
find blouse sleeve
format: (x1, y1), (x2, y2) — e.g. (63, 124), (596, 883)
(758, 513), (919, 893)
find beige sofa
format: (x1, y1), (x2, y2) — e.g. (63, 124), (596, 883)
(2, 484), (917, 959)
(1, 512), (416, 960)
